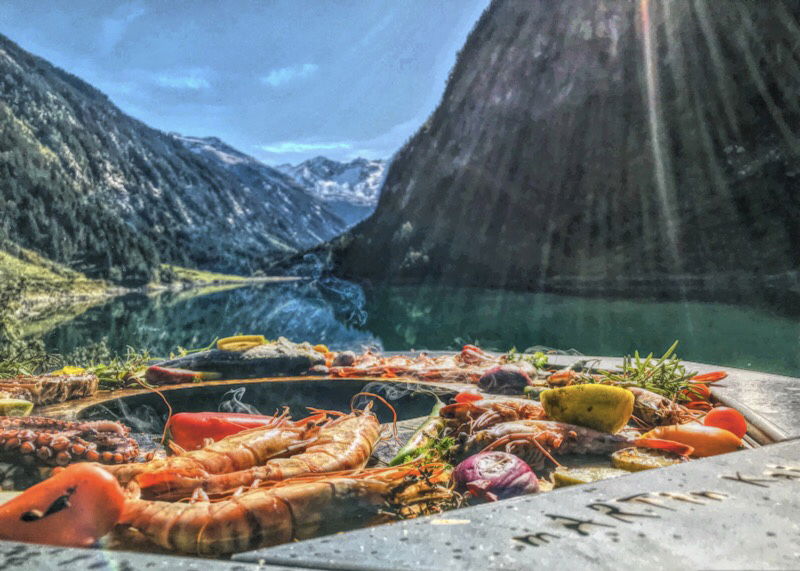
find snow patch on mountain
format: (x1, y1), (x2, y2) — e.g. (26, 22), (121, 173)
(278, 157), (386, 207)
(277, 156), (386, 226)
(174, 135), (250, 166)
(171, 135), (347, 248)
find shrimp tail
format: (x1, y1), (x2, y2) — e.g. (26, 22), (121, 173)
(136, 467), (208, 489)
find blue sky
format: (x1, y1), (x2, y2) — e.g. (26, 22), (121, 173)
(0, 1), (489, 164)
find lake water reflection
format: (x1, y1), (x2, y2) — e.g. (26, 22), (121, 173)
(43, 280), (800, 377)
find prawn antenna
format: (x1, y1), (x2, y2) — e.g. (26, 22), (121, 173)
(133, 377), (173, 446)
(350, 392), (398, 440)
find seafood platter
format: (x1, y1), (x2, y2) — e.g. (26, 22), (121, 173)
(0, 335), (796, 568)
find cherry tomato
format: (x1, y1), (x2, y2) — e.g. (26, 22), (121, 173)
(684, 401), (713, 412)
(454, 391), (483, 404)
(0, 463), (125, 547)
(680, 383), (711, 401)
(690, 371), (728, 383)
(703, 406), (747, 439)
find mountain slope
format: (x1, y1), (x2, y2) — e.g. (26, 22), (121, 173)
(0, 34), (345, 284)
(278, 157), (386, 226)
(174, 136), (345, 245)
(333, 0), (800, 293)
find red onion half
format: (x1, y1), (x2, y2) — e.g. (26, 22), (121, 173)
(477, 365), (533, 394)
(454, 452), (539, 501)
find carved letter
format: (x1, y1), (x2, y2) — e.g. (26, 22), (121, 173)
(545, 514), (614, 536)
(588, 502), (660, 523)
(512, 532), (560, 547)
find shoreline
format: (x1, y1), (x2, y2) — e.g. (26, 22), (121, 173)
(14, 275), (300, 334)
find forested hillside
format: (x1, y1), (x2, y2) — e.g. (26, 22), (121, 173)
(0, 34), (344, 285)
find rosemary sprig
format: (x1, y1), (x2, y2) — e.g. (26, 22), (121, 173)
(598, 340), (696, 399)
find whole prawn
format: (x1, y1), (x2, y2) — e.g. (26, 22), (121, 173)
(119, 463), (453, 555)
(462, 420), (690, 470)
(101, 411), (324, 486)
(440, 397), (546, 431)
(627, 386), (698, 429)
(140, 409), (381, 500)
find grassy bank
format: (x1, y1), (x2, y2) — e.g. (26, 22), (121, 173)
(1, 247), (296, 358)
(158, 264), (258, 285)
(0, 246), (115, 328)
(0, 246), (108, 293)
(0, 247), (278, 321)
(153, 264), (297, 297)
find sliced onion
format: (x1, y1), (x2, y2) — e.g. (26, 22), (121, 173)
(454, 452), (539, 501)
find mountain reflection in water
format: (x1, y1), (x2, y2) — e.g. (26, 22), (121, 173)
(43, 280), (800, 378)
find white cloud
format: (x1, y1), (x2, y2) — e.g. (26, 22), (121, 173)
(99, 2), (146, 54)
(341, 113), (429, 160)
(154, 69), (212, 90)
(257, 141), (351, 154)
(260, 63), (318, 87)
(255, 114), (427, 161)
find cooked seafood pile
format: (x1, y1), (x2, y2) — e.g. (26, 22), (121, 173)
(0, 372), (98, 406)
(0, 339), (749, 558)
(323, 345), (542, 385)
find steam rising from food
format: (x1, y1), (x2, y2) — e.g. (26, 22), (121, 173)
(217, 387), (262, 415)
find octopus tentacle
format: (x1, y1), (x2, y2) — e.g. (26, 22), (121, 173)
(0, 417), (138, 467)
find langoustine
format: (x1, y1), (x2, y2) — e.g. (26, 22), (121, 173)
(461, 420), (690, 470)
(101, 411), (324, 486)
(440, 397), (546, 432)
(119, 462), (454, 555)
(140, 409), (381, 500)
(326, 345), (537, 384)
(0, 373), (98, 405)
(627, 386), (698, 429)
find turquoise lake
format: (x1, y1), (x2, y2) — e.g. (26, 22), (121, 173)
(43, 280), (800, 377)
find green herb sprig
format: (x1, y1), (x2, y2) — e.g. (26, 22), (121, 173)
(505, 347), (549, 369)
(598, 340), (696, 399)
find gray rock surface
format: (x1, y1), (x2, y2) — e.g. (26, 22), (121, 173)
(237, 438), (800, 570)
(334, 0), (800, 299)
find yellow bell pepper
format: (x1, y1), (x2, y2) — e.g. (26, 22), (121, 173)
(217, 335), (267, 352)
(540, 384), (634, 433)
(50, 366), (86, 376)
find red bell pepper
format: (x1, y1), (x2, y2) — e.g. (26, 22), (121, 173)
(454, 391), (483, 404)
(145, 366), (221, 386)
(0, 463), (124, 547)
(165, 412), (276, 450)
(690, 371), (728, 383)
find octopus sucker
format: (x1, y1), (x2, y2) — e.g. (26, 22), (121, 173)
(0, 417), (138, 467)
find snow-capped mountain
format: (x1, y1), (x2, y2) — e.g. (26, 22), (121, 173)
(277, 157), (386, 226)
(173, 135), (347, 247)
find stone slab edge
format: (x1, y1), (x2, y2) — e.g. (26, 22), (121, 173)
(235, 438), (800, 570)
